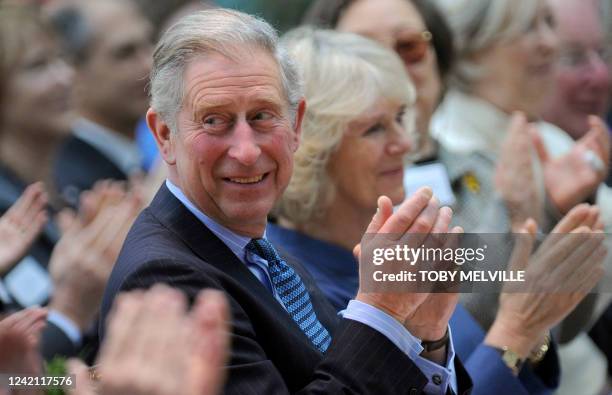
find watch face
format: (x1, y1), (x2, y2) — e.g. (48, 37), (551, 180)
(501, 348), (523, 374)
(502, 351), (518, 365)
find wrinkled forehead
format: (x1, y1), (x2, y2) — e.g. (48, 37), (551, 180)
(182, 49), (286, 112)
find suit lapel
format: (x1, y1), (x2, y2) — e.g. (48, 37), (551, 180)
(147, 185), (312, 337)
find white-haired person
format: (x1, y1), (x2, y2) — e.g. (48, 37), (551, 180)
(430, 0), (610, 231)
(269, 27), (606, 395)
(429, 0), (611, 393)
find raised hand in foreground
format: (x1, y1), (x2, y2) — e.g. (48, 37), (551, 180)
(68, 285), (230, 395)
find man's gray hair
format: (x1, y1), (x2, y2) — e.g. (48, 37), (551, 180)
(149, 8), (303, 132)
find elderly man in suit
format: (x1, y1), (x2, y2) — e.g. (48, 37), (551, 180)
(101, 9), (472, 394)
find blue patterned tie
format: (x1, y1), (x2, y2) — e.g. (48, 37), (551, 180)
(246, 238), (332, 353)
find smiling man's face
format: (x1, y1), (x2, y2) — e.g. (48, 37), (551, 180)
(151, 48), (304, 237)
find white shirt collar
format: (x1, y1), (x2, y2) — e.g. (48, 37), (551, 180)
(73, 118), (141, 175)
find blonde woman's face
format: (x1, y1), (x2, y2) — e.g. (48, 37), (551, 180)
(337, 0), (441, 135)
(3, 32), (74, 137)
(327, 97), (412, 212)
(472, 0), (559, 117)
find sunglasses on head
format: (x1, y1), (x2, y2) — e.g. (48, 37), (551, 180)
(394, 30), (432, 65)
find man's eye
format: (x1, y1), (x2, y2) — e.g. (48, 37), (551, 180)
(201, 116), (229, 133)
(203, 116), (223, 126)
(252, 112), (273, 121)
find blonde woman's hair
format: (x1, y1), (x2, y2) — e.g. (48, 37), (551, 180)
(275, 27), (416, 224)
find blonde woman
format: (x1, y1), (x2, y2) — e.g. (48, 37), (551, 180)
(270, 27), (605, 395)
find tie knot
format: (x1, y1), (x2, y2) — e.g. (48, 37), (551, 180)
(246, 238), (281, 264)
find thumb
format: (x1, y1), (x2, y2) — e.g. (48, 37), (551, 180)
(530, 126), (550, 164)
(508, 218), (537, 272)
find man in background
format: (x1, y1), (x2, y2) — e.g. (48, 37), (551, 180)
(51, 0), (153, 206)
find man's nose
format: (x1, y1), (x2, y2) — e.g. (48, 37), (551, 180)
(227, 120), (261, 166)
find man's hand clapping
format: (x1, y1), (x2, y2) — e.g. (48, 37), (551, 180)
(355, 188), (462, 363)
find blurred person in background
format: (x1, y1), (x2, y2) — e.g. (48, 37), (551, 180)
(273, 25), (607, 395)
(0, 1), (71, 337)
(429, 0), (611, 393)
(0, 3), (73, 204)
(541, 0), (612, 194)
(0, 2), (143, 364)
(304, 0), (448, 161)
(304, 0), (611, 392)
(541, 0), (610, 146)
(431, 0), (609, 232)
(50, 0), (153, 207)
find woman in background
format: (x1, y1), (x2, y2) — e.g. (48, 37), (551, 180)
(270, 24), (605, 395)
(304, 2), (611, 393)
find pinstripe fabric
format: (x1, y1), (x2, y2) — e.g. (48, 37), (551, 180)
(100, 185), (476, 394)
(247, 238), (332, 353)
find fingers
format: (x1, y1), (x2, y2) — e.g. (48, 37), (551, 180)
(365, 196), (394, 234)
(553, 231), (605, 286)
(55, 209), (77, 235)
(583, 115), (610, 167)
(427, 206), (453, 256)
(67, 359), (96, 395)
(99, 285), (192, 395)
(590, 116), (610, 165)
(98, 291), (146, 366)
(79, 180), (127, 226)
(94, 196), (140, 261)
(191, 290), (231, 395)
(2, 183), (49, 235)
(431, 206), (453, 234)
(531, 127), (550, 164)
(582, 206), (602, 230)
(406, 196), (439, 236)
(5, 182), (46, 220)
(538, 227), (595, 281)
(379, 187), (432, 234)
(507, 219), (537, 272)
(551, 204), (591, 233)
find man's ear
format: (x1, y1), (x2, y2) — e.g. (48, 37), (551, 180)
(147, 108), (176, 165)
(290, 99), (306, 152)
